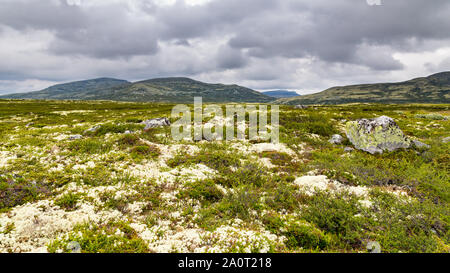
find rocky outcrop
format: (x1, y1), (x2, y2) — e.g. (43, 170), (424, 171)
(345, 116), (411, 154)
(142, 118), (171, 131)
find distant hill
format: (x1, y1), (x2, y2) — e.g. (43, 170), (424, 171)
(262, 90), (300, 98)
(2, 78), (129, 100)
(276, 72), (450, 105)
(1, 77), (274, 103)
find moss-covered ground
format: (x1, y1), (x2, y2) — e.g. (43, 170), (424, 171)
(0, 100), (448, 253)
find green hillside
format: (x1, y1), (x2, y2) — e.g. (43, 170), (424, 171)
(1, 77), (273, 103)
(277, 72), (450, 105)
(2, 78), (129, 100)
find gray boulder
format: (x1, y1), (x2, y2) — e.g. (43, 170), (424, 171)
(142, 118), (171, 131)
(412, 140), (430, 149)
(329, 134), (344, 145)
(345, 116), (411, 154)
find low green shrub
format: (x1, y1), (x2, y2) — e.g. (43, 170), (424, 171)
(178, 180), (224, 205)
(47, 221), (149, 253)
(54, 193), (83, 211)
(0, 174), (48, 212)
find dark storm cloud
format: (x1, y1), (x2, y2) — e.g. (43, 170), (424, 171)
(0, 0), (450, 94)
(227, 0), (450, 70)
(0, 0), (86, 31)
(2, 0), (450, 64)
(153, 0), (277, 40)
(0, 0), (276, 59)
(215, 45), (248, 69)
(0, 0), (160, 58)
(48, 6), (160, 59)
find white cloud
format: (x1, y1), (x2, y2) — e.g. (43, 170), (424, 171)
(391, 46), (450, 80)
(154, 0), (212, 6)
(0, 79), (59, 94)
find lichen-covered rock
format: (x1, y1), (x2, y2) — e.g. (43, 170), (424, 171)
(329, 134), (343, 145)
(141, 118), (171, 131)
(345, 116), (411, 154)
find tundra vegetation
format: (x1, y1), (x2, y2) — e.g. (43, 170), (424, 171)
(0, 100), (448, 253)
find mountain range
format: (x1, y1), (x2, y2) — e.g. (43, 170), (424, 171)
(276, 72), (450, 105)
(261, 90), (300, 98)
(1, 72), (450, 104)
(1, 77), (273, 103)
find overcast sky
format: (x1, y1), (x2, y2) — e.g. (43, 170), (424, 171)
(1, 0), (450, 95)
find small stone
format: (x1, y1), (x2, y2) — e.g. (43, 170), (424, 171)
(69, 135), (83, 140)
(344, 147), (354, 152)
(141, 118), (171, 131)
(366, 241), (381, 253)
(84, 125), (101, 134)
(443, 137), (450, 143)
(25, 122), (34, 127)
(124, 130), (132, 134)
(67, 241), (81, 253)
(329, 134), (344, 145)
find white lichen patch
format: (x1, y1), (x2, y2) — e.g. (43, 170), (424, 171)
(51, 110), (95, 116)
(0, 150), (17, 167)
(259, 157), (277, 169)
(294, 175), (369, 198)
(156, 144), (200, 161)
(72, 161), (96, 171)
(294, 175), (411, 208)
(52, 134), (71, 141)
(0, 200), (122, 253)
(130, 221), (284, 253)
(231, 142), (296, 157)
(41, 125), (68, 130)
(127, 162), (217, 185)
